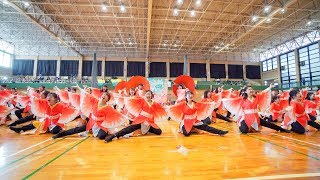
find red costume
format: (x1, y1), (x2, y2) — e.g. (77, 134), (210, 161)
(223, 88), (271, 130)
(167, 101), (216, 133)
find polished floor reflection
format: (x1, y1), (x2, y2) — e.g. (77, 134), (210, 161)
(1, 120), (320, 179)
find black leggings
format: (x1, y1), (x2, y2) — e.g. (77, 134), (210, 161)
(291, 115), (320, 134)
(202, 114), (232, 125)
(14, 108), (24, 119)
(9, 114), (35, 126)
(239, 118), (287, 134)
(308, 114), (320, 130)
(181, 124), (224, 136)
(115, 124), (162, 138)
(13, 124), (62, 134)
(53, 125), (108, 139)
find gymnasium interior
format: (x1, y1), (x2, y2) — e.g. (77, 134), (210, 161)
(0, 0), (320, 179)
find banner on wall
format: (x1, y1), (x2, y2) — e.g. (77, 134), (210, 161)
(147, 78), (168, 104)
(110, 79), (123, 86)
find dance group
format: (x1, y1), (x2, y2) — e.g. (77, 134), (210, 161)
(1, 75), (320, 144)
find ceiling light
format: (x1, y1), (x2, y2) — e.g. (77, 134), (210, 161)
(251, 15), (259, 23)
(163, 43), (167, 47)
(173, 44), (178, 48)
(120, 3), (126, 13)
(128, 41), (133, 46)
(23, 1), (30, 7)
(190, 9), (196, 17)
(265, 17), (272, 23)
(117, 41), (121, 45)
(195, 0), (201, 6)
(173, 7), (179, 16)
(279, 8), (286, 14)
(2, 0), (8, 5)
(263, 5), (272, 14)
(306, 20), (313, 26)
(177, 0), (183, 5)
(101, 4), (107, 11)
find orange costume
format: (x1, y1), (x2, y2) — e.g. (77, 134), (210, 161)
(124, 97), (167, 134)
(269, 102), (283, 121)
(167, 101), (217, 134)
(282, 100), (309, 128)
(31, 97), (79, 132)
(80, 90), (126, 137)
(223, 88), (271, 131)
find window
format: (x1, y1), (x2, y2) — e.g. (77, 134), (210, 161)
(0, 39), (14, 68)
(298, 42), (320, 86)
(260, 30), (320, 61)
(280, 51), (297, 88)
(261, 57), (277, 72)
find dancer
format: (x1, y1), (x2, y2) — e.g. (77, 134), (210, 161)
(10, 93), (78, 134)
(53, 91), (126, 139)
(282, 90), (320, 134)
(167, 91), (228, 137)
(223, 84), (290, 134)
(105, 90), (167, 143)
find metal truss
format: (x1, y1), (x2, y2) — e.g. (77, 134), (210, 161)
(0, 0), (319, 61)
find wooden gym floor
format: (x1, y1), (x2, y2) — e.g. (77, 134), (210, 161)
(1, 119), (320, 180)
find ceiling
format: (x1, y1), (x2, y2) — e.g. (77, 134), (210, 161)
(0, 0), (319, 62)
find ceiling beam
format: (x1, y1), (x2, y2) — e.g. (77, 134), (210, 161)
(6, 1), (83, 57)
(214, 0), (298, 55)
(146, 0), (153, 58)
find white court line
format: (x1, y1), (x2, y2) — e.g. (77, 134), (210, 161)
(228, 172), (320, 180)
(5, 138), (52, 158)
(271, 133), (320, 147)
(0, 140), (78, 176)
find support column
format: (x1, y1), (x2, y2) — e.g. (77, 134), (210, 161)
(91, 53), (98, 88)
(276, 55), (281, 85)
(225, 63), (229, 80)
(56, 56), (61, 77)
(243, 62), (246, 80)
(183, 55), (188, 75)
(78, 56), (83, 80)
(145, 58), (149, 78)
(124, 57), (128, 80)
(101, 57), (106, 77)
(166, 60), (170, 79)
(33, 56), (38, 78)
(294, 49), (300, 86)
(206, 60), (210, 81)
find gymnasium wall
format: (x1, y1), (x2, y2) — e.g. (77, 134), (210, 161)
(13, 56), (261, 80)
(0, 66), (12, 76)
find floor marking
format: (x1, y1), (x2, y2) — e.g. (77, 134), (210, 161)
(22, 136), (89, 179)
(0, 138), (65, 170)
(271, 133), (320, 147)
(228, 172), (320, 180)
(0, 140), (77, 176)
(6, 138), (53, 158)
(215, 124), (320, 161)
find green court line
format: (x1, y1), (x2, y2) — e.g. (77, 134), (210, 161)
(269, 134), (320, 151)
(0, 138), (65, 170)
(215, 123), (320, 161)
(22, 137), (89, 180)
